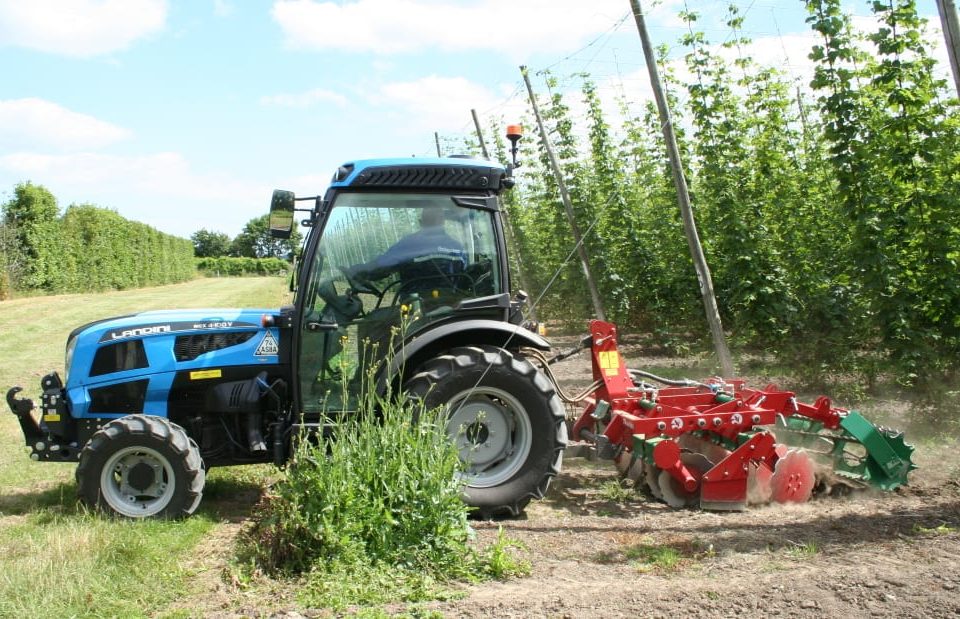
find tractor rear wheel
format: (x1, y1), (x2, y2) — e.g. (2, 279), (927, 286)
(76, 415), (205, 518)
(405, 346), (567, 518)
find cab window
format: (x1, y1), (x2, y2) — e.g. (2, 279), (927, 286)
(297, 192), (501, 412)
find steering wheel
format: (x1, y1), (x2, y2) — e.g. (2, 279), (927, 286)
(338, 266), (383, 298)
(386, 257), (475, 307)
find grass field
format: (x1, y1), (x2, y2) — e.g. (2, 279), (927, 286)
(0, 277), (287, 618)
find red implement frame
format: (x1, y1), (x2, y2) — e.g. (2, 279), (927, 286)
(570, 321), (842, 509)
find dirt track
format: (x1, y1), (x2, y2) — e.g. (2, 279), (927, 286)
(171, 345), (960, 618)
(430, 456), (960, 618)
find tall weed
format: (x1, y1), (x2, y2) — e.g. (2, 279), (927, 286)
(236, 385), (502, 608)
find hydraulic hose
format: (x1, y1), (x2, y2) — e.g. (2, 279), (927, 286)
(545, 334), (593, 365)
(627, 369), (713, 390)
(523, 348), (603, 404)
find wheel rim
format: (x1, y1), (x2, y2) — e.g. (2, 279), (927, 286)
(100, 446), (175, 517)
(446, 386), (533, 488)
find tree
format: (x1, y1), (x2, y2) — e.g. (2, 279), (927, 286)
(2, 182), (59, 255)
(191, 229), (232, 258)
(2, 182), (60, 289)
(0, 221), (16, 298)
(3, 182), (59, 227)
(231, 214), (302, 259)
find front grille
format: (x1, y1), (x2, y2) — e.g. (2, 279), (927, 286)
(90, 340), (148, 377)
(174, 331), (256, 361)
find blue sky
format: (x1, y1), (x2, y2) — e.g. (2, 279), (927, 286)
(0, 0), (947, 238)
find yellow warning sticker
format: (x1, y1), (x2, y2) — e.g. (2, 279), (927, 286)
(598, 351), (621, 376)
(43, 414), (61, 423)
(190, 369), (222, 380)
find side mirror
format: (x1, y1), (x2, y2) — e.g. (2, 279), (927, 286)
(269, 189), (295, 239)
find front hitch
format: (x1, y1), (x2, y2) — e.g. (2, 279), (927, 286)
(6, 386), (44, 444)
(8, 375), (80, 461)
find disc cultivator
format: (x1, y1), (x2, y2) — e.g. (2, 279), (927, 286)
(567, 321), (916, 510)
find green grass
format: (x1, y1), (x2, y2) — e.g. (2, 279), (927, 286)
(0, 277), (286, 616)
(484, 527), (531, 579)
(786, 541), (820, 559)
(912, 523), (957, 536)
(0, 509), (215, 618)
(597, 479), (635, 502)
(593, 537), (714, 574)
(626, 543), (684, 572)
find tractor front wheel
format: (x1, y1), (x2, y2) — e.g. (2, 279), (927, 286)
(76, 415), (205, 518)
(405, 346), (567, 518)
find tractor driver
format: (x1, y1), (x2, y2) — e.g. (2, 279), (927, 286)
(343, 205), (467, 300)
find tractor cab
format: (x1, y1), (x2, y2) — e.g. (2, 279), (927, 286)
(269, 158), (526, 415)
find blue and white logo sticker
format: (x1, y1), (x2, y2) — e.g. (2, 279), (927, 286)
(255, 331), (279, 356)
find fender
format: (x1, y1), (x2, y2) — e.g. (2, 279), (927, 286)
(380, 318), (551, 392)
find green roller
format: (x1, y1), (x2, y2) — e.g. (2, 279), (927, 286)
(838, 412), (915, 490)
(773, 413), (915, 491)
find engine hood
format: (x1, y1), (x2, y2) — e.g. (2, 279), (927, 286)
(64, 308), (284, 391)
(69, 308), (278, 344)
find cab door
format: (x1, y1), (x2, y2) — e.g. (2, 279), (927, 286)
(295, 191), (505, 415)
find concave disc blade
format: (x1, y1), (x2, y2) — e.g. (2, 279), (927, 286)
(615, 453), (645, 483)
(645, 460), (663, 500)
(770, 449), (815, 503)
(659, 452), (714, 508)
(747, 462), (774, 505)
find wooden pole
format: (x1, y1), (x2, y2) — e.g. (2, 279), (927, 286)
(470, 109), (538, 321)
(937, 0), (960, 97)
(520, 65), (607, 322)
(470, 109), (490, 159)
(626, 0), (734, 376)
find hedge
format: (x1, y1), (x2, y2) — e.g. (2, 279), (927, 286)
(196, 256), (290, 277)
(15, 204), (195, 293)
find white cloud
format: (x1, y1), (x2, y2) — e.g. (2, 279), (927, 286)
(371, 75), (501, 131)
(260, 88), (349, 108)
(0, 151), (259, 201)
(271, 0), (627, 57)
(0, 151), (269, 236)
(212, 0), (234, 17)
(0, 98), (131, 152)
(0, 0), (167, 57)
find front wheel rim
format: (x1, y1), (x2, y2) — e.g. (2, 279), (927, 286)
(446, 386), (533, 488)
(100, 446), (175, 517)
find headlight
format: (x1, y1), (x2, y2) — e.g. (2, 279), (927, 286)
(64, 336), (78, 382)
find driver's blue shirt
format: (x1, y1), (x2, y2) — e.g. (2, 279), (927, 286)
(365, 225), (466, 294)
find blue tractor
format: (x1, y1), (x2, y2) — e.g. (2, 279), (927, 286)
(6, 149), (568, 518)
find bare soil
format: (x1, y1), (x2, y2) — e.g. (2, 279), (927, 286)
(168, 346), (960, 618)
